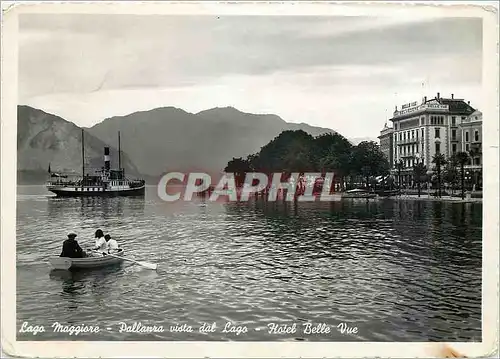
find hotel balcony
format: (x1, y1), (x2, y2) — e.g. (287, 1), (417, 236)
(450, 137), (459, 142)
(400, 153), (417, 159)
(396, 138), (420, 145)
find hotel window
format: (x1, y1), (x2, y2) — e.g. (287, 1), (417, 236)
(474, 157), (481, 165)
(399, 133), (402, 141)
(435, 143), (441, 153)
(440, 116), (444, 125)
(421, 117), (425, 125)
(411, 130), (415, 139)
(435, 128), (441, 138)
(421, 143), (424, 152)
(452, 144), (457, 153)
(465, 131), (469, 142)
(421, 128), (424, 138)
(474, 130), (479, 142)
(451, 116), (456, 125)
(451, 129), (456, 140)
(466, 143), (470, 152)
(394, 123), (398, 130)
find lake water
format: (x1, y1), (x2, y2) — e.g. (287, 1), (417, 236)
(16, 186), (482, 341)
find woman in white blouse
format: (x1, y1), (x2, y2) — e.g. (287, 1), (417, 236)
(93, 229), (107, 255)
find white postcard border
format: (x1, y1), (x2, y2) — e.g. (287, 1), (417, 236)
(1, 1), (498, 358)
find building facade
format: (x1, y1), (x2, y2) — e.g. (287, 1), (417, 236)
(378, 123), (394, 166)
(379, 92), (482, 187)
(459, 110), (483, 188)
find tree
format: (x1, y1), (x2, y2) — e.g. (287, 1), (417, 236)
(224, 157), (252, 187)
(455, 151), (470, 199)
(432, 153), (447, 197)
(313, 133), (353, 191)
(351, 141), (390, 189)
(394, 159), (404, 189)
(254, 130), (315, 176)
(412, 162), (427, 197)
(468, 146), (482, 189)
(443, 157), (459, 195)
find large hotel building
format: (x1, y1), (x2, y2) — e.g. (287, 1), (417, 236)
(378, 92), (483, 187)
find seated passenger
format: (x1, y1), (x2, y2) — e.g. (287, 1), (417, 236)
(92, 229), (107, 255)
(104, 234), (119, 254)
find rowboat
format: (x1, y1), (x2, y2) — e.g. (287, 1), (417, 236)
(49, 248), (125, 270)
(342, 188), (377, 199)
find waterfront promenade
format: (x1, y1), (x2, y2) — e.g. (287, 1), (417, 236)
(391, 193), (482, 203)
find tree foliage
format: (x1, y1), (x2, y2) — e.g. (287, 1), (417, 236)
(432, 153), (447, 197)
(413, 161), (427, 197)
(454, 151), (470, 199)
(224, 130), (390, 189)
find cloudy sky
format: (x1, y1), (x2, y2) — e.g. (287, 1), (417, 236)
(19, 14), (482, 139)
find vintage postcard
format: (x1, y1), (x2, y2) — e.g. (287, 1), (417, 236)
(1, 1), (498, 358)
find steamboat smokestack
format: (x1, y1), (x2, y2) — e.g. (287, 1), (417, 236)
(104, 147), (110, 172)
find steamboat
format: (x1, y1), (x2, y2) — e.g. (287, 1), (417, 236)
(46, 130), (145, 197)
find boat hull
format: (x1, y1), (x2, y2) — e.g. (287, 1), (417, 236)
(342, 194), (377, 199)
(376, 189), (401, 197)
(48, 185), (145, 197)
(342, 189), (378, 199)
(49, 250), (125, 270)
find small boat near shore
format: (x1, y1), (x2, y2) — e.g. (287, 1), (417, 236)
(376, 189), (401, 197)
(342, 188), (377, 199)
(49, 249), (125, 270)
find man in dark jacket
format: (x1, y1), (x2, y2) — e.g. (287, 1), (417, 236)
(60, 233), (85, 258)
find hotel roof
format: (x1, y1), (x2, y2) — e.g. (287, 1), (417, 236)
(435, 97), (476, 115)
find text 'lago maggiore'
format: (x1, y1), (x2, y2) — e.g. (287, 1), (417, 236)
(19, 321), (358, 336)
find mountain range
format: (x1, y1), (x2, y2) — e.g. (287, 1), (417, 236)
(17, 104), (366, 183)
(86, 106), (335, 176)
(17, 105), (139, 183)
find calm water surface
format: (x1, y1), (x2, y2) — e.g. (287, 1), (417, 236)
(16, 186), (482, 341)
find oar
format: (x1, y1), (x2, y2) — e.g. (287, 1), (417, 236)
(91, 250), (158, 270)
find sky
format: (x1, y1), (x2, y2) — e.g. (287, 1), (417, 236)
(19, 14), (483, 139)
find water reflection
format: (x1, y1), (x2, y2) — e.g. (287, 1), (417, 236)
(47, 196), (145, 220)
(49, 266), (125, 312)
(18, 186), (482, 341)
(221, 198), (482, 341)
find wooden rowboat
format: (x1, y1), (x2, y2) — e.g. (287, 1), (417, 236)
(49, 248), (125, 270)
